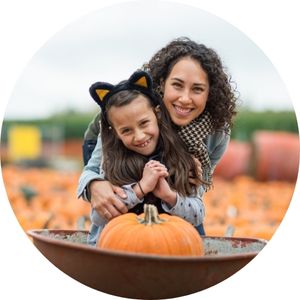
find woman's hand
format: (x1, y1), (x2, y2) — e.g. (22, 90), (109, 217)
(153, 177), (177, 208)
(139, 160), (169, 194)
(90, 180), (128, 221)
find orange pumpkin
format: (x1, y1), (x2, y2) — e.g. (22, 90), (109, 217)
(97, 204), (204, 256)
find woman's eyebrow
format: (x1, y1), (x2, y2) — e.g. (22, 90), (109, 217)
(170, 77), (184, 83)
(171, 77), (207, 87)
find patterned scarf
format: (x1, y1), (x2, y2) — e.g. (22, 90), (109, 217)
(176, 110), (213, 189)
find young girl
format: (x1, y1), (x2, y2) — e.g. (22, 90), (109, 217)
(88, 70), (205, 245)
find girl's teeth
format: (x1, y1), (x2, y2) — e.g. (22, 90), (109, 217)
(138, 139), (151, 147)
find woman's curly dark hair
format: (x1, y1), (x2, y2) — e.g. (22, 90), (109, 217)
(143, 37), (238, 130)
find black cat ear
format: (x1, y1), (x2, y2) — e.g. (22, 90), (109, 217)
(129, 70), (153, 90)
(89, 82), (114, 110)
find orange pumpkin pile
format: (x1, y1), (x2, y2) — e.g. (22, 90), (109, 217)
(98, 204), (204, 256)
(1, 166), (295, 240)
(204, 176), (294, 240)
(2, 166), (91, 231)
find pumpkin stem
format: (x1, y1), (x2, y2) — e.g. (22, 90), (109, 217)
(137, 204), (166, 225)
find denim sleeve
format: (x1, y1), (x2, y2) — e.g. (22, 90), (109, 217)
(161, 186), (205, 226)
(77, 135), (105, 200)
(207, 129), (231, 171)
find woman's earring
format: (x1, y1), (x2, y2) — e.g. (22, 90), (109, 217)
(158, 79), (165, 97)
(108, 126), (112, 130)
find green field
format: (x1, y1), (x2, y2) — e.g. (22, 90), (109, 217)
(1, 110), (298, 143)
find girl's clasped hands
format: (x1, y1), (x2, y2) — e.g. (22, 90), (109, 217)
(138, 160), (177, 207)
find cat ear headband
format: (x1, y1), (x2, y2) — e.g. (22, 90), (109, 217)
(89, 70), (160, 119)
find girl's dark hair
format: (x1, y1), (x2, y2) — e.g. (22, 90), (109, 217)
(101, 89), (202, 196)
(143, 37), (238, 129)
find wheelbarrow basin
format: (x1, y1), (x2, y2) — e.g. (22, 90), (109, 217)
(27, 229), (266, 299)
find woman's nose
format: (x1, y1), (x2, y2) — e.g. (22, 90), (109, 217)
(178, 90), (192, 104)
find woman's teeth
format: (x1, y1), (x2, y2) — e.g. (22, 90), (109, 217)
(174, 105), (192, 114)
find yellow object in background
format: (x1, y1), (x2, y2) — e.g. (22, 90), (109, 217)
(8, 126), (41, 160)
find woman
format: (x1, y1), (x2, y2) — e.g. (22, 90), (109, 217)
(77, 37), (238, 235)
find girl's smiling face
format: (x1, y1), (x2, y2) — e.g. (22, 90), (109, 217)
(162, 57), (210, 126)
(107, 95), (160, 156)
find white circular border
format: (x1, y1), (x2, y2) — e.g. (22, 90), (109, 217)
(0, 1), (299, 299)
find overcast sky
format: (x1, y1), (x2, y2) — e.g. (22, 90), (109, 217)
(4, 1), (293, 120)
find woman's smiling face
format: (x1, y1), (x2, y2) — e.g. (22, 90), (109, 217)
(162, 57), (210, 126)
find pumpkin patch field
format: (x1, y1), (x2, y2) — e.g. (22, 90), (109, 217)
(2, 165), (295, 241)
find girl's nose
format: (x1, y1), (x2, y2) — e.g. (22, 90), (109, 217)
(134, 129), (146, 142)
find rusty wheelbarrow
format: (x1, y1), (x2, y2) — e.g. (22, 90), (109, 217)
(27, 229), (267, 299)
